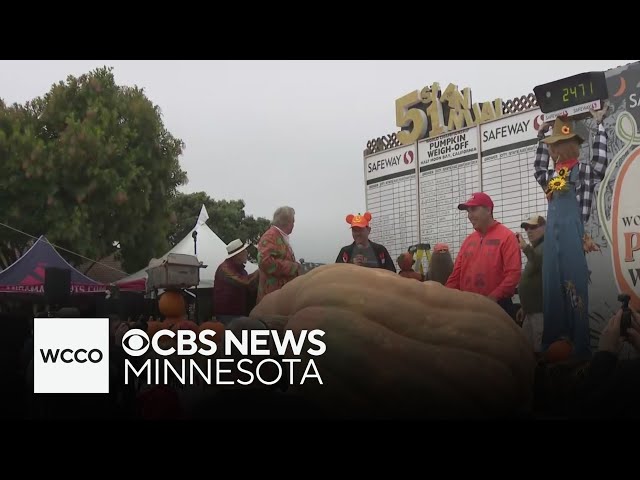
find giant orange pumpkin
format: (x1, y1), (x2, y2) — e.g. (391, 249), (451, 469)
(158, 290), (186, 317)
(250, 263), (537, 419)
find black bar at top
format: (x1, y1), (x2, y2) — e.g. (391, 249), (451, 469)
(366, 168), (415, 186)
(481, 138), (538, 158)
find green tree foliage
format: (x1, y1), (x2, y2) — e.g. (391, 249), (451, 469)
(168, 192), (271, 262)
(0, 67), (187, 272)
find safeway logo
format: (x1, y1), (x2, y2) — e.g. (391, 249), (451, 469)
(34, 317), (109, 393)
(403, 151), (414, 164)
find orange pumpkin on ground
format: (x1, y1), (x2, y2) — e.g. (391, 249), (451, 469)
(176, 320), (199, 332)
(199, 321), (225, 344)
(158, 290), (186, 317)
(161, 316), (184, 331)
(250, 263), (537, 419)
(155, 316), (184, 349)
(544, 339), (573, 364)
(146, 321), (163, 338)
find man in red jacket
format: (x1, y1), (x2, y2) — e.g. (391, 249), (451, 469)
(445, 192), (521, 317)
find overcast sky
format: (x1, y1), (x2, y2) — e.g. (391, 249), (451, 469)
(0, 60), (636, 263)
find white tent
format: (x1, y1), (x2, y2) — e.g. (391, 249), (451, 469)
(116, 205), (258, 289)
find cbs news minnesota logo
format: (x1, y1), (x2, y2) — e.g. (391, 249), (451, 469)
(34, 317), (110, 394)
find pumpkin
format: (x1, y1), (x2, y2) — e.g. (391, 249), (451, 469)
(146, 321), (164, 338)
(199, 321), (225, 344)
(158, 290), (186, 317)
(176, 320), (199, 332)
(544, 339), (573, 364)
(155, 316), (184, 349)
(161, 316), (184, 331)
(250, 263), (536, 419)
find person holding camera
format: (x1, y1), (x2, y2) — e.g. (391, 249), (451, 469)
(573, 299), (640, 418)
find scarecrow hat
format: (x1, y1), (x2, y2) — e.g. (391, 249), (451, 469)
(542, 117), (584, 145)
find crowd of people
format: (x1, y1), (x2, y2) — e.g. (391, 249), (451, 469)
(13, 107), (640, 419)
(209, 108), (632, 361)
(199, 107), (639, 418)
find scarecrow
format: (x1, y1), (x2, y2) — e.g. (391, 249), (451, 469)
(534, 107), (608, 359)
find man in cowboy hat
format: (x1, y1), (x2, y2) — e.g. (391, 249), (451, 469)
(212, 239), (259, 325)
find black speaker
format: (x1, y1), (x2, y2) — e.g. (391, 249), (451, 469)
(44, 267), (71, 307)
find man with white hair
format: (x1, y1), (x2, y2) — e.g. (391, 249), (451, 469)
(256, 206), (301, 304)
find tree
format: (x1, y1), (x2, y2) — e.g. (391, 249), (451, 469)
(168, 192), (271, 262)
(0, 67), (187, 272)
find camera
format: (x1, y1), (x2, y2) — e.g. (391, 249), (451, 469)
(618, 293), (632, 337)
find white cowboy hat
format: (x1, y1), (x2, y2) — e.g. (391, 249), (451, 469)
(226, 239), (250, 259)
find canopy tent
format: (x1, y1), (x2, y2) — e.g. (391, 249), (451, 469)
(0, 235), (105, 294)
(115, 205), (258, 291)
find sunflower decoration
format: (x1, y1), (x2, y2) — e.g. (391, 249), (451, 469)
(548, 176), (567, 192)
(561, 125), (571, 135)
(557, 167), (568, 178)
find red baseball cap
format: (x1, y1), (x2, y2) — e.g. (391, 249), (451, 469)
(457, 192), (494, 213)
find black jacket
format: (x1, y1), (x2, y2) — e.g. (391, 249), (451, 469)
(335, 241), (396, 273)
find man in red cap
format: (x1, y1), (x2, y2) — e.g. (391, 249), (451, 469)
(445, 192), (522, 316)
(335, 212), (396, 272)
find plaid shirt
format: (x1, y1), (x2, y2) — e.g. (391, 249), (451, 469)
(533, 123), (608, 224)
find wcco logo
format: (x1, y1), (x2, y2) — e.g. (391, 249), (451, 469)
(40, 348), (104, 364)
(34, 317), (110, 394)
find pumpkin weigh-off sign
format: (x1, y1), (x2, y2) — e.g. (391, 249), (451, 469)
(611, 145), (640, 311)
(599, 112), (640, 312)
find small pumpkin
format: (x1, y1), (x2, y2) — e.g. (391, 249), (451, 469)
(199, 321), (225, 344)
(155, 316), (183, 349)
(146, 320), (164, 338)
(176, 320), (199, 332)
(161, 316), (184, 331)
(544, 339), (573, 364)
(250, 263), (536, 419)
(158, 290), (186, 317)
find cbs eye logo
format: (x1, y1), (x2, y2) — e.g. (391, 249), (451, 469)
(121, 329), (150, 356)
